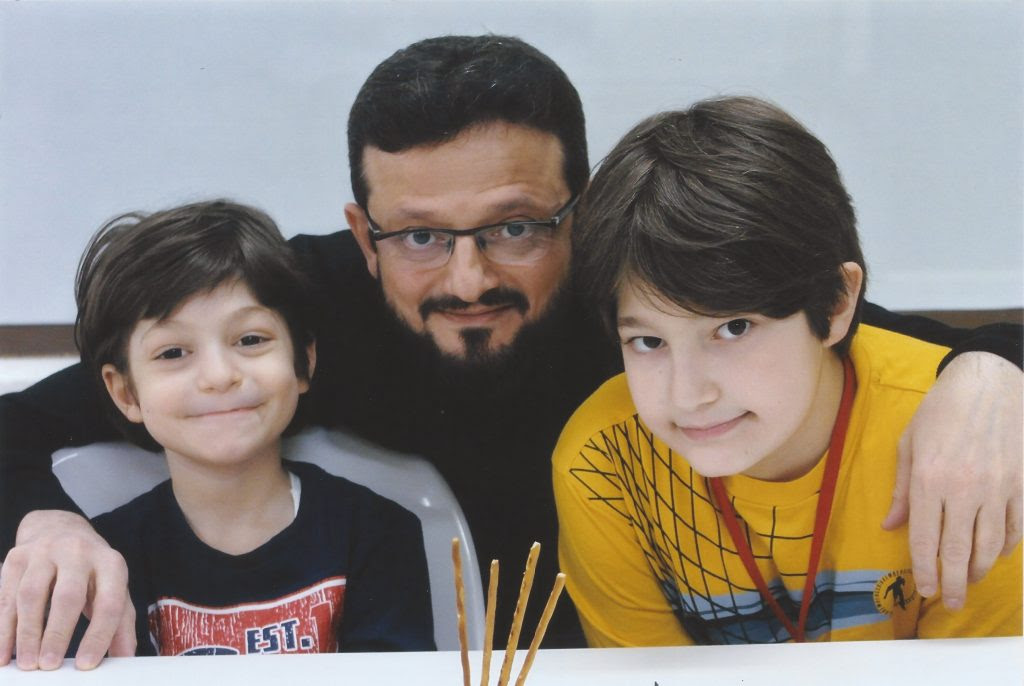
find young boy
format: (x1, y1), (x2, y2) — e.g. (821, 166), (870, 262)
(74, 200), (434, 655)
(553, 97), (1022, 646)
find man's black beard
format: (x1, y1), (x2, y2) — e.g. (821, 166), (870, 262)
(414, 286), (531, 370)
(378, 279), (575, 390)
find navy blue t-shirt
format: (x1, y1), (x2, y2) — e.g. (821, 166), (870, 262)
(91, 460), (434, 655)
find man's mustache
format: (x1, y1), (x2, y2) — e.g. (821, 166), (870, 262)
(419, 287), (529, 320)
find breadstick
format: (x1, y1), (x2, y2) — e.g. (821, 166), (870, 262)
(452, 538), (471, 686)
(480, 559), (499, 686)
(497, 542), (540, 686)
(513, 573), (566, 686)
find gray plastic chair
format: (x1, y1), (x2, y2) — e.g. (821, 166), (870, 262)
(51, 426), (485, 650)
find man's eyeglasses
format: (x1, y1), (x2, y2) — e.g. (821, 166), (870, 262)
(365, 195), (578, 269)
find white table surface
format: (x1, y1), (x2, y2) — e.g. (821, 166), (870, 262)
(3, 638), (1021, 685)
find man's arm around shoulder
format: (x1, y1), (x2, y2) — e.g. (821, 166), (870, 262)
(0, 362), (136, 669)
(862, 302), (1023, 608)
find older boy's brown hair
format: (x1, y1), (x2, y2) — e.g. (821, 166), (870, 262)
(573, 96), (867, 354)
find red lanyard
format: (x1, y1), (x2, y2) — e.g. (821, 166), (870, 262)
(709, 356), (855, 643)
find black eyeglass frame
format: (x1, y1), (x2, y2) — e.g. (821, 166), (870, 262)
(363, 194), (579, 250)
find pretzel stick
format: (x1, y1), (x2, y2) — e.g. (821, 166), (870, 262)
(480, 560), (499, 686)
(452, 538), (471, 686)
(497, 542), (540, 686)
(513, 573), (566, 686)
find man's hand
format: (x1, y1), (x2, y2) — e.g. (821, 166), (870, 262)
(883, 351), (1023, 609)
(0, 510), (135, 670)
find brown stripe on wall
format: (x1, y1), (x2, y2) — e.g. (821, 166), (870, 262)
(907, 309), (1023, 329)
(0, 325), (77, 357)
(1, 309), (1021, 357)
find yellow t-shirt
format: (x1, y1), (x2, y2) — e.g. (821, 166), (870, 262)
(553, 325), (1022, 646)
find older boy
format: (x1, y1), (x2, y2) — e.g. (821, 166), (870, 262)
(74, 200), (434, 655)
(554, 97), (1022, 645)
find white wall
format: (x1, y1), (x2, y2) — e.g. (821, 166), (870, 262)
(1, 0), (1021, 325)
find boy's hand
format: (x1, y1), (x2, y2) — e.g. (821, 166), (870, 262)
(883, 351), (1023, 609)
(0, 510), (135, 670)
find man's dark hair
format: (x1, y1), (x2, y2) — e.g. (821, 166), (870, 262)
(75, 199), (315, 440)
(347, 34), (588, 208)
(573, 96), (867, 354)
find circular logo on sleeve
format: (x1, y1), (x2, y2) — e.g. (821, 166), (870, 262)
(873, 569), (917, 614)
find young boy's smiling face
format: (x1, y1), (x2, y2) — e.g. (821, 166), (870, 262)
(616, 276), (856, 482)
(103, 280), (312, 472)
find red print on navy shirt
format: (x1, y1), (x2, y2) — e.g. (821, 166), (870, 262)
(147, 577), (347, 655)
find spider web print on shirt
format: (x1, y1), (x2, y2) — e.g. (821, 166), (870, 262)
(568, 415), (841, 645)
